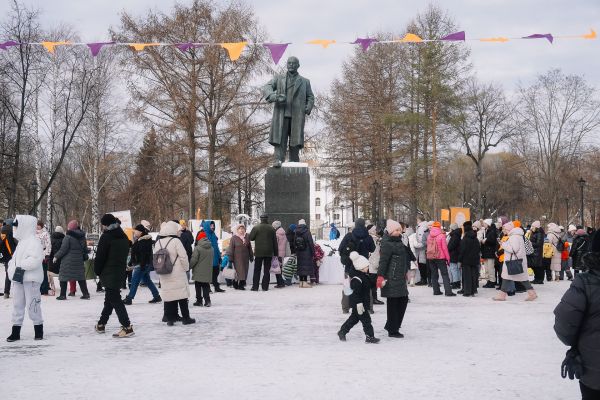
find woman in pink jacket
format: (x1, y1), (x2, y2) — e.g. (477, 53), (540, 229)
(426, 221), (455, 297)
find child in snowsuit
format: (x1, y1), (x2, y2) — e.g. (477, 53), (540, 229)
(337, 252), (380, 344)
(6, 215), (45, 342)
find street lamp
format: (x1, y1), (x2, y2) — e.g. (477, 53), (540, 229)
(30, 180), (38, 216)
(578, 177), (586, 227)
(371, 180), (379, 224)
(340, 204), (346, 228)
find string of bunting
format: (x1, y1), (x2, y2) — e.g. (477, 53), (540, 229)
(0, 29), (596, 64)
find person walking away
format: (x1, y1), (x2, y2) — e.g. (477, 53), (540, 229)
(529, 221), (546, 284)
(338, 218), (376, 312)
(47, 226), (65, 296)
(53, 220), (90, 300)
(329, 223), (340, 241)
(294, 219), (315, 288)
(249, 214), (278, 291)
(123, 224), (161, 305)
(189, 234), (213, 307)
(554, 230), (600, 399)
(6, 215), (45, 342)
(202, 220), (223, 293)
(93, 214), (135, 337)
(447, 223), (462, 290)
(337, 251), (380, 344)
(427, 221), (455, 296)
(154, 221), (195, 326)
(368, 225), (384, 306)
(481, 219), (499, 288)
(570, 229), (590, 274)
(272, 221), (287, 288)
(377, 220), (412, 338)
(36, 220), (51, 295)
(0, 224), (17, 299)
(459, 221), (480, 297)
(493, 222), (537, 301)
(547, 223), (564, 282)
(179, 220), (194, 282)
(229, 224), (254, 290)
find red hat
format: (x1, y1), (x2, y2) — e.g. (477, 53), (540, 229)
(432, 221), (441, 228)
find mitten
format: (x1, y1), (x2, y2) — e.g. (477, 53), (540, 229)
(376, 276), (386, 288)
(356, 303), (365, 315)
(561, 348), (583, 380)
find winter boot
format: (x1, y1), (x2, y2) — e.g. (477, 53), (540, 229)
(525, 289), (538, 301)
(483, 281), (496, 288)
(149, 295), (162, 304)
(3, 293), (9, 299)
(193, 301), (203, 307)
(388, 332), (404, 338)
(56, 295), (67, 300)
(337, 330), (347, 341)
(6, 325), (21, 342)
(365, 336), (380, 344)
(123, 297), (132, 305)
(182, 318), (196, 325)
(95, 324), (106, 334)
(493, 291), (507, 301)
(34, 324), (43, 340)
(68, 292), (76, 297)
(204, 301), (211, 307)
(80, 294), (90, 300)
(112, 325), (134, 338)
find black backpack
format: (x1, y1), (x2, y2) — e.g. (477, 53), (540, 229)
(340, 235), (363, 266)
(294, 233), (307, 251)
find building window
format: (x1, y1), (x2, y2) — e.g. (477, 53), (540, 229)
(334, 198), (340, 207)
(315, 180), (321, 191)
(315, 214), (321, 220)
(333, 213), (340, 220)
(315, 197), (321, 207)
(333, 181), (340, 191)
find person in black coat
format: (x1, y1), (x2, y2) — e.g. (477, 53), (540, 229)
(459, 221), (481, 297)
(570, 230), (590, 272)
(338, 251), (380, 344)
(338, 218), (376, 313)
(0, 225), (17, 298)
(447, 224), (462, 289)
(481, 221), (499, 288)
(124, 224), (161, 305)
(293, 220), (315, 287)
(529, 221), (546, 284)
(94, 214), (134, 338)
(554, 231), (600, 398)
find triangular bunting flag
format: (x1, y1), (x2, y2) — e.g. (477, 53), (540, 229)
(41, 41), (70, 54)
(263, 43), (290, 64)
(400, 33), (423, 43)
(441, 31), (465, 41)
(220, 42), (248, 61)
(351, 38), (378, 51)
(86, 42), (115, 56)
(175, 43), (204, 52)
(129, 43), (160, 52)
(0, 40), (20, 50)
(522, 33), (553, 43)
(307, 39), (336, 48)
(479, 37), (509, 42)
(582, 29), (597, 39)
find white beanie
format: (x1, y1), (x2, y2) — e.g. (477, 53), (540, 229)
(483, 219), (493, 227)
(568, 224), (577, 232)
(298, 219), (306, 225)
(350, 251), (369, 271)
(55, 226), (65, 234)
(531, 220), (541, 229)
(386, 219), (402, 234)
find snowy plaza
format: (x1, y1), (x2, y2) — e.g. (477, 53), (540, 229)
(0, 270), (578, 400)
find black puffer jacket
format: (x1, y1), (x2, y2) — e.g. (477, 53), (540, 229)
(481, 225), (498, 259)
(570, 234), (590, 271)
(378, 234), (412, 298)
(48, 231), (65, 273)
(348, 269), (372, 309)
(338, 227), (376, 273)
(529, 228), (545, 267)
(447, 228), (462, 263)
(293, 224), (315, 276)
(130, 235), (154, 269)
(94, 225), (131, 289)
(459, 227), (481, 266)
(54, 229), (87, 281)
(554, 260), (600, 391)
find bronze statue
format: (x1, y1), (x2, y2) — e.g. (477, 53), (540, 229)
(263, 57), (315, 168)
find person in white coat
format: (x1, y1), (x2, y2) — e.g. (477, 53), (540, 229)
(6, 215), (45, 342)
(367, 225), (384, 308)
(547, 223), (563, 281)
(155, 221), (195, 326)
(493, 222), (538, 302)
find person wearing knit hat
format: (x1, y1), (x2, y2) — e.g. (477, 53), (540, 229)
(481, 217), (500, 289)
(0, 223), (17, 298)
(554, 230), (600, 397)
(568, 224), (577, 233)
(123, 222), (162, 306)
(529, 220), (546, 284)
(298, 219), (306, 226)
(54, 219), (90, 300)
(570, 229), (591, 272)
(337, 252), (380, 344)
(140, 220), (152, 231)
(449, 223), (459, 231)
(377, 221), (412, 338)
(100, 214), (119, 228)
(427, 218), (455, 297)
(294, 220), (316, 288)
(447, 223), (463, 290)
(483, 219), (493, 228)
(459, 220), (481, 297)
(386, 219), (402, 234)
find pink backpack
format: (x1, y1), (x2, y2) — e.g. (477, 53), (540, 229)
(426, 235), (442, 260)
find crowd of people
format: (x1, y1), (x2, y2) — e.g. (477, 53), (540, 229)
(1, 210), (598, 398)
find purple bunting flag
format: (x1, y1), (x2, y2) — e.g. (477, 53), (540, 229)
(175, 43), (205, 52)
(87, 42), (115, 56)
(441, 31), (465, 41)
(0, 40), (20, 50)
(522, 33), (553, 43)
(263, 43), (290, 64)
(351, 38), (378, 51)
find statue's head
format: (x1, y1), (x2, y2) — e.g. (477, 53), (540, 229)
(286, 56), (300, 73)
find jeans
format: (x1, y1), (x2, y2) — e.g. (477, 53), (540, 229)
(127, 266), (159, 299)
(98, 288), (130, 327)
(252, 257), (272, 290)
(449, 262), (461, 283)
(430, 259), (453, 294)
(384, 297), (408, 334)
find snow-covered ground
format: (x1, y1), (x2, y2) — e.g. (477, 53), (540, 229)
(0, 272), (579, 400)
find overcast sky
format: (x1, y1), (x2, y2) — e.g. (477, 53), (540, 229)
(2, 0), (598, 91)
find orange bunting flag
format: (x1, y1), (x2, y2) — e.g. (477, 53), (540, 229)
(479, 37), (509, 43)
(307, 39), (336, 48)
(399, 33), (423, 43)
(582, 29), (597, 39)
(41, 41), (69, 54)
(220, 42), (248, 61)
(129, 43), (160, 52)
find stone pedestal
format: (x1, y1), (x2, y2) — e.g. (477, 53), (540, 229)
(265, 163), (310, 231)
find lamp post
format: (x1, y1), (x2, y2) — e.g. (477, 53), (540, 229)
(371, 180), (379, 224)
(578, 177), (586, 227)
(565, 197), (570, 226)
(481, 193), (487, 218)
(340, 204), (345, 228)
(30, 180), (38, 216)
